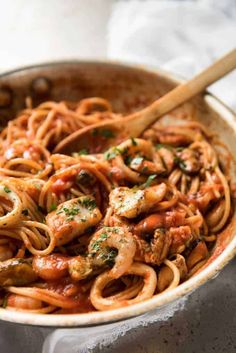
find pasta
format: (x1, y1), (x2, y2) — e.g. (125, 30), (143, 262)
(0, 97), (233, 314)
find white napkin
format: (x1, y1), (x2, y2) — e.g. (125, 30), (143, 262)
(107, 0), (236, 111)
(42, 1), (236, 352)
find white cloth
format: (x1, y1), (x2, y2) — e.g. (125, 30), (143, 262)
(107, 0), (236, 110)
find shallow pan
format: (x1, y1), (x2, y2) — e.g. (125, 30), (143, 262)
(0, 61), (235, 327)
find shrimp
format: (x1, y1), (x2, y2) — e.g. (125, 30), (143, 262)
(109, 183), (167, 219)
(134, 210), (186, 236)
(32, 253), (93, 282)
(32, 254), (69, 281)
(88, 227), (136, 279)
(46, 196), (102, 245)
(175, 148), (201, 174)
(169, 225), (193, 254)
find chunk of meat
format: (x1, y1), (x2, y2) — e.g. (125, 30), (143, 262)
(130, 158), (165, 175)
(176, 148), (201, 175)
(33, 254), (69, 281)
(134, 210), (186, 236)
(0, 258), (37, 286)
(188, 185), (222, 212)
(134, 229), (171, 265)
(158, 133), (192, 146)
(169, 226), (193, 254)
(46, 196), (102, 245)
(68, 256), (93, 281)
(109, 183), (167, 219)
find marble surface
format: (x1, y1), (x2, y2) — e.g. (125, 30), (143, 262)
(1, 258), (236, 353)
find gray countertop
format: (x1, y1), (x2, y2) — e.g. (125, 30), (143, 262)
(1, 258), (236, 353)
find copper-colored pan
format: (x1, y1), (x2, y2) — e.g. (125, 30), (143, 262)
(0, 61), (235, 327)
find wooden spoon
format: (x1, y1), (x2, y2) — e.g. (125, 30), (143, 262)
(54, 48), (236, 155)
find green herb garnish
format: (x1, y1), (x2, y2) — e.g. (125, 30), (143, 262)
(78, 148), (89, 155)
(49, 203), (57, 212)
(131, 156), (144, 165)
(90, 232), (108, 252)
(143, 174), (157, 188)
(101, 248), (118, 266)
(3, 186), (11, 193)
(124, 155), (132, 165)
(156, 143), (172, 150)
(174, 156), (187, 170)
(78, 197), (97, 211)
(131, 137), (137, 146)
(175, 147), (184, 152)
(104, 147), (122, 160)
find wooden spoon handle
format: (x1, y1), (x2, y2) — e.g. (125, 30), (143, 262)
(128, 48), (236, 135)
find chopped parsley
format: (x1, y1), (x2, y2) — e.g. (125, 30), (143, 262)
(143, 174), (157, 188)
(131, 156), (144, 165)
(3, 186), (11, 193)
(174, 156), (187, 170)
(156, 143), (172, 150)
(78, 197), (97, 211)
(131, 137), (137, 146)
(99, 233), (108, 240)
(49, 203), (57, 212)
(90, 230), (117, 266)
(175, 147), (184, 152)
(56, 198), (96, 221)
(124, 155), (132, 165)
(90, 232), (108, 253)
(104, 147), (122, 160)
(57, 205), (81, 220)
(78, 148), (89, 155)
(101, 248), (118, 266)
(22, 209), (29, 216)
